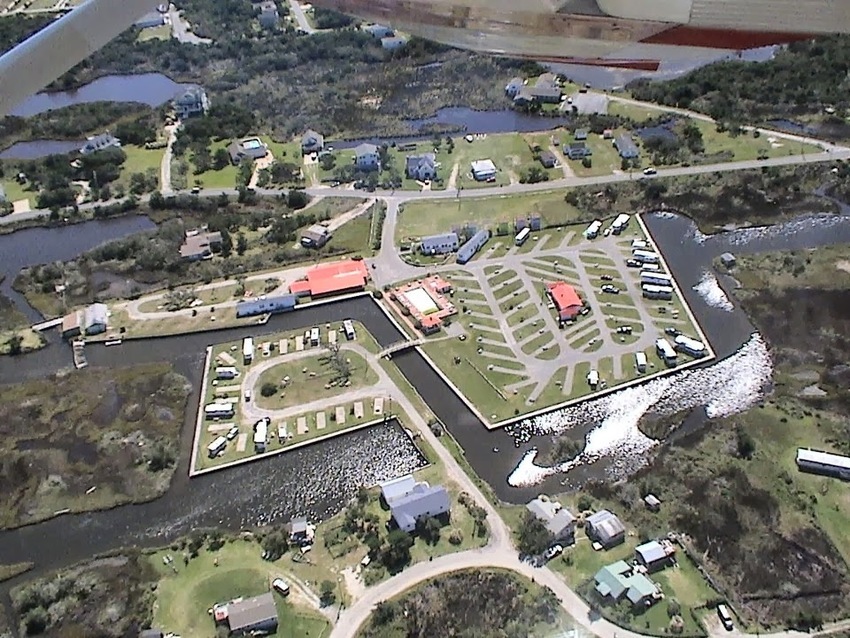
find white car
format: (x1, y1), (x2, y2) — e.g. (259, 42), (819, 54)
(226, 425), (239, 440)
(272, 578), (290, 596)
(544, 544), (564, 561)
(643, 167), (657, 175)
(244, 389), (252, 403)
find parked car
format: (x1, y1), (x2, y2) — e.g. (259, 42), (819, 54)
(665, 327), (681, 336)
(244, 389), (252, 403)
(626, 259), (641, 268)
(272, 578), (290, 596)
(601, 274), (614, 281)
(601, 284), (619, 294)
(717, 604), (734, 631)
(226, 425), (239, 440)
(616, 326), (632, 334)
(643, 167), (657, 175)
(544, 544), (564, 561)
(190, 186), (201, 194)
(579, 307), (591, 316)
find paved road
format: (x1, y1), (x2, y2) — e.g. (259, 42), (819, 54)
(288, 0), (319, 34)
(167, 3), (211, 45)
(2, 146), (848, 228)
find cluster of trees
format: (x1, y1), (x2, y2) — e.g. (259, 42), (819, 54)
(173, 102), (256, 168)
(630, 36), (850, 123)
(339, 488), (415, 574)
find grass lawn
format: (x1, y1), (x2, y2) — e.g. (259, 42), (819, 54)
(137, 25), (171, 42)
(150, 542), (331, 638)
(450, 132), (537, 189)
(254, 350), (378, 411)
(330, 214), (373, 256)
(191, 140), (239, 189)
(117, 145), (164, 190)
(397, 191), (586, 243)
(0, 179), (32, 207)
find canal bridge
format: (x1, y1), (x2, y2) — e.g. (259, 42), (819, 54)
(378, 338), (425, 359)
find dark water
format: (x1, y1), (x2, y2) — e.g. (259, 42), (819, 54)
(0, 140), (83, 160)
(331, 107), (570, 149)
(3, 212), (850, 580)
(0, 215), (156, 324)
(10, 73), (193, 118)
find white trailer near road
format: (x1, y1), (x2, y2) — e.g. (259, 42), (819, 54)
(584, 220), (602, 239)
(642, 284), (673, 300)
(632, 249), (659, 264)
(205, 402), (235, 419)
(215, 366), (238, 380)
(674, 334), (706, 358)
(253, 417), (269, 453)
(635, 351), (647, 372)
(655, 338), (677, 365)
(640, 271), (672, 287)
(610, 213), (630, 234)
(242, 337), (254, 364)
(587, 369), (599, 388)
(207, 436), (227, 458)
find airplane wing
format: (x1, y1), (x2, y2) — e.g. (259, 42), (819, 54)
(0, 0), (159, 117)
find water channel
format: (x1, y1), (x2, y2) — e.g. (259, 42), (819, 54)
(3, 208), (850, 582)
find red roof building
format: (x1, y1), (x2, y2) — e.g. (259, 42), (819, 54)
(546, 282), (583, 321)
(287, 259), (369, 298)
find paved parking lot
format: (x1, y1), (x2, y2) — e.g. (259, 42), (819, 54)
(424, 219), (704, 417)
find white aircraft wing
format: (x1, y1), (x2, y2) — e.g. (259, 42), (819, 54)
(0, 0), (159, 116)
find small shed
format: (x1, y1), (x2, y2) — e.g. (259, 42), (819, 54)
(720, 252), (737, 268)
(644, 494), (661, 512)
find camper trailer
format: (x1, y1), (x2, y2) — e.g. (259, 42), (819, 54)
(242, 337), (254, 364)
(205, 402), (235, 419)
(632, 249), (659, 264)
(215, 366), (238, 380)
(343, 319), (356, 340)
(674, 334), (706, 358)
(584, 220), (602, 239)
(642, 284), (673, 300)
(655, 338), (677, 365)
(207, 436), (227, 458)
(635, 351), (647, 373)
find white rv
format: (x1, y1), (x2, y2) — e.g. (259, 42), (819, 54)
(215, 366), (238, 380)
(632, 249), (659, 264)
(655, 338), (677, 365)
(584, 220), (602, 239)
(204, 402), (235, 419)
(674, 334), (706, 358)
(207, 436), (227, 458)
(635, 351), (647, 373)
(242, 337), (254, 364)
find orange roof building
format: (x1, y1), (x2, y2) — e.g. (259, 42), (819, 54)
(546, 282), (583, 321)
(288, 259), (369, 298)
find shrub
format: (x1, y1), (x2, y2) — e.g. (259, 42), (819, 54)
(448, 529), (464, 545)
(260, 382), (278, 397)
(667, 598), (681, 618)
(372, 290), (383, 300)
(577, 494), (593, 511)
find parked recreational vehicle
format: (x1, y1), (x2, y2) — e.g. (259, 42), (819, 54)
(631, 239), (647, 250)
(717, 605), (734, 631)
(635, 351), (647, 372)
(641, 271), (673, 287)
(254, 417), (269, 453)
(515, 227), (531, 246)
(242, 337), (254, 364)
(205, 402), (235, 419)
(674, 334), (706, 358)
(642, 284), (673, 300)
(655, 338), (677, 365)
(632, 249), (659, 264)
(611, 213), (630, 234)
(207, 436), (227, 458)
(310, 327), (320, 346)
(641, 262), (661, 272)
(584, 220), (602, 239)
(587, 369), (599, 388)
(343, 319), (356, 340)
(216, 366), (238, 380)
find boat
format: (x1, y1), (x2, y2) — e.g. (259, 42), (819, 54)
(104, 339), (123, 346)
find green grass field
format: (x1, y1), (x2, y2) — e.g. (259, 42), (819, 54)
(397, 191), (586, 243)
(116, 145), (164, 190)
(191, 140), (239, 189)
(136, 25), (171, 42)
(150, 543), (331, 638)
(0, 179), (31, 207)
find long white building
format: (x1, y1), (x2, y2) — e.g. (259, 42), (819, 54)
(796, 448), (850, 480)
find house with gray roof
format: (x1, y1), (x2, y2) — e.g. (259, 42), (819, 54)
(420, 232), (459, 256)
(566, 142), (591, 160)
(505, 76), (525, 97)
(301, 129), (324, 154)
(614, 134), (640, 159)
(80, 133), (120, 155)
(526, 497), (576, 542)
(594, 560), (661, 609)
(258, 0), (279, 28)
(405, 153), (437, 181)
(564, 92), (609, 115)
(538, 150), (558, 169)
(457, 229), (490, 264)
(380, 474), (418, 504)
(381, 36), (408, 50)
(173, 86), (210, 120)
(227, 137), (269, 164)
(365, 24), (394, 38)
(635, 539), (676, 572)
(227, 592), (279, 635)
(586, 509), (626, 548)
(354, 143), (380, 171)
(390, 483), (450, 532)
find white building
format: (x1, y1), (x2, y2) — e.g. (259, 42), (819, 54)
(796, 448), (850, 480)
(354, 143), (380, 171)
(471, 159), (497, 181)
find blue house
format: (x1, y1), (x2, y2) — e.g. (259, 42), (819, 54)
(457, 229), (490, 264)
(614, 135), (640, 159)
(235, 295), (297, 318)
(421, 232), (459, 255)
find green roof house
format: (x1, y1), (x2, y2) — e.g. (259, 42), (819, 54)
(594, 560), (662, 609)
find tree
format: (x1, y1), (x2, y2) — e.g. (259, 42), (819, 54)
(517, 510), (551, 556)
(260, 381), (277, 397)
(287, 189), (309, 209)
(261, 530), (288, 560)
(382, 529), (413, 571)
(417, 516), (442, 545)
(236, 233), (248, 256)
(213, 147), (231, 170)
(319, 580), (336, 607)
(24, 606), (49, 635)
(736, 426), (756, 459)
(219, 228), (233, 257)
(5, 333), (23, 355)
(373, 600), (398, 625)
(667, 598), (681, 618)
(319, 153), (336, 171)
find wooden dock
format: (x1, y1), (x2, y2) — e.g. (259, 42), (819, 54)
(72, 340), (87, 369)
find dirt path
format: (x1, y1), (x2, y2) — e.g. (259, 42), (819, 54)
(446, 162), (460, 190)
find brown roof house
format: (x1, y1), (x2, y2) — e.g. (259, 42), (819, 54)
(180, 229), (223, 261)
